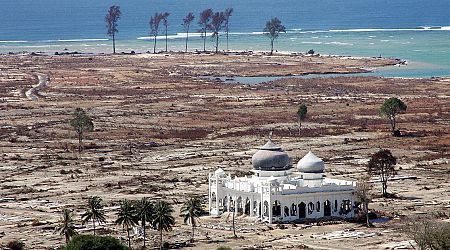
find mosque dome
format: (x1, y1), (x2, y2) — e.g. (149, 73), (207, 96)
(214, 168), (226, 176)
(252, 139), (291, 171)
(297, 151), (325, 173)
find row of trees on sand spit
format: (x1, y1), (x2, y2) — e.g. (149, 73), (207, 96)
(106, 6), (286, 55)
(58, 196), (204, 249)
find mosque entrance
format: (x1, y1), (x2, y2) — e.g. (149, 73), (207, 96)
(244, 198), (251, 215)
(324, 200), (331, 216)
(272, 200), (281, 217)
(298, 202), (306, 219)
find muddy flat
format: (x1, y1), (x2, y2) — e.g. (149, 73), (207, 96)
(0, 53), (448, 249)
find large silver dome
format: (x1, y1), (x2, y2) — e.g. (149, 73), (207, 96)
(252, 139), (291, 171)
(297, 151), (325, 173)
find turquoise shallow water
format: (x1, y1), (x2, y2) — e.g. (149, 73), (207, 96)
(1, 0), (450, 78)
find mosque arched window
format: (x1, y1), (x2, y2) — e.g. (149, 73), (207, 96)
(290, 203), (297, 216)
(284, 206), (289, 217)
(308, 202), (315, 214)
(340, 200), (352, 214)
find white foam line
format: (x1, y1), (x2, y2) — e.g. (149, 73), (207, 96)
(56, 38), (109, 42)
(0, 40), (29, 43)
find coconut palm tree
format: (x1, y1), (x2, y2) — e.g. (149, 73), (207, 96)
(182, 12), (195, 53)
(152, 200), (175, 250)
(136, 197), (154, 249)
(57, 209), (77, 245)
(180, 197), (204, 242)
(115, 199), (138, 249)
(150, 12), (163, 54)
(209, 11), (226, 54)
(223, 8), (233, 52)
(161, 12), (170, 52)
(81, 196), (106, 235)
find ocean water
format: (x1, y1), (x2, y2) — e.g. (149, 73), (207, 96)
(1, 0), (450, 78)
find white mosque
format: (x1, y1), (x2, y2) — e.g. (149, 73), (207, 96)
(208, 138), (357, 223)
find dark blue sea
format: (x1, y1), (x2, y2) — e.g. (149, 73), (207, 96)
(1, 0), (450, 78)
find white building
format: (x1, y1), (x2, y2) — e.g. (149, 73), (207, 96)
(208, 138), (357, 223)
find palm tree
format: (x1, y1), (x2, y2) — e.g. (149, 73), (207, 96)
(115, 199), (138, 249)
(198, 9), (213, 52)
(180, 197), (204, 242)
(136, 197), (154, 249)
(223, 8), (233, 52)
(152, 200), (175, 250)
(161, 12), (170, 52)
(150, 12), (163, 54)
(57, 209), (77, 245)
(209, 11), (226, 54)
(81, 196), (106, 235)
(182, 12), (195, 53)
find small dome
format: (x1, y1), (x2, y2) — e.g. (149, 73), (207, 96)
(214, 168), (225, 176)
(252, 139), (291, 171)
(297, 151), (325, 173)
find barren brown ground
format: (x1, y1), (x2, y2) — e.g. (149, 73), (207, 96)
(0, 53), (448, 249)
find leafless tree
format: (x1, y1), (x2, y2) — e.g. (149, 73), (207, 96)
(356, 176), (372, 227)
(150, 13), (164, 53)
(224, 8), (234, 52)
(198, 9), (213, 52)
(406, 215), (450, 250)
(105, 5), (121, 54)
(182, 13), (195, 53)
(367, 149), (397, 197)
(209, 12), (226, 54)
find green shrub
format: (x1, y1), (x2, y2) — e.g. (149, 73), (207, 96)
(217, 247), (232, 250)
(6, 240), (25, 250)
(63, 234), (128, 250)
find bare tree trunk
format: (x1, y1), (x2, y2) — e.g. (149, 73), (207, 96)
(127, 227), (131, 249)
(112, 33), (116, 54)
(216, 35), (219, 54)
(226, 29), (229, 52)
(382, 181), (387, 197)
(160, 229), (163, 250)
(165, 26), (168, 52)
(270, 39), (274, 55)
(191, 224), (195, 242)
(185, 28), (189, 53)
(365, 202), (370, 227)
(389, 114), (397, 135)
(153, 35), (157, 54)
(203, 28), (207, 52)
(362, 202), (369, 227)
(92, 219), (96, 235)
(78, 131), (82, 153)
(143, 221), (146, 248)
(298, 121), (302, 135)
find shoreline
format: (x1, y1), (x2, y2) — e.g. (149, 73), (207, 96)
(0, 50), (405, 79)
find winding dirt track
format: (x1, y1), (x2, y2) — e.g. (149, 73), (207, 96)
(25, 74), (48, 100)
